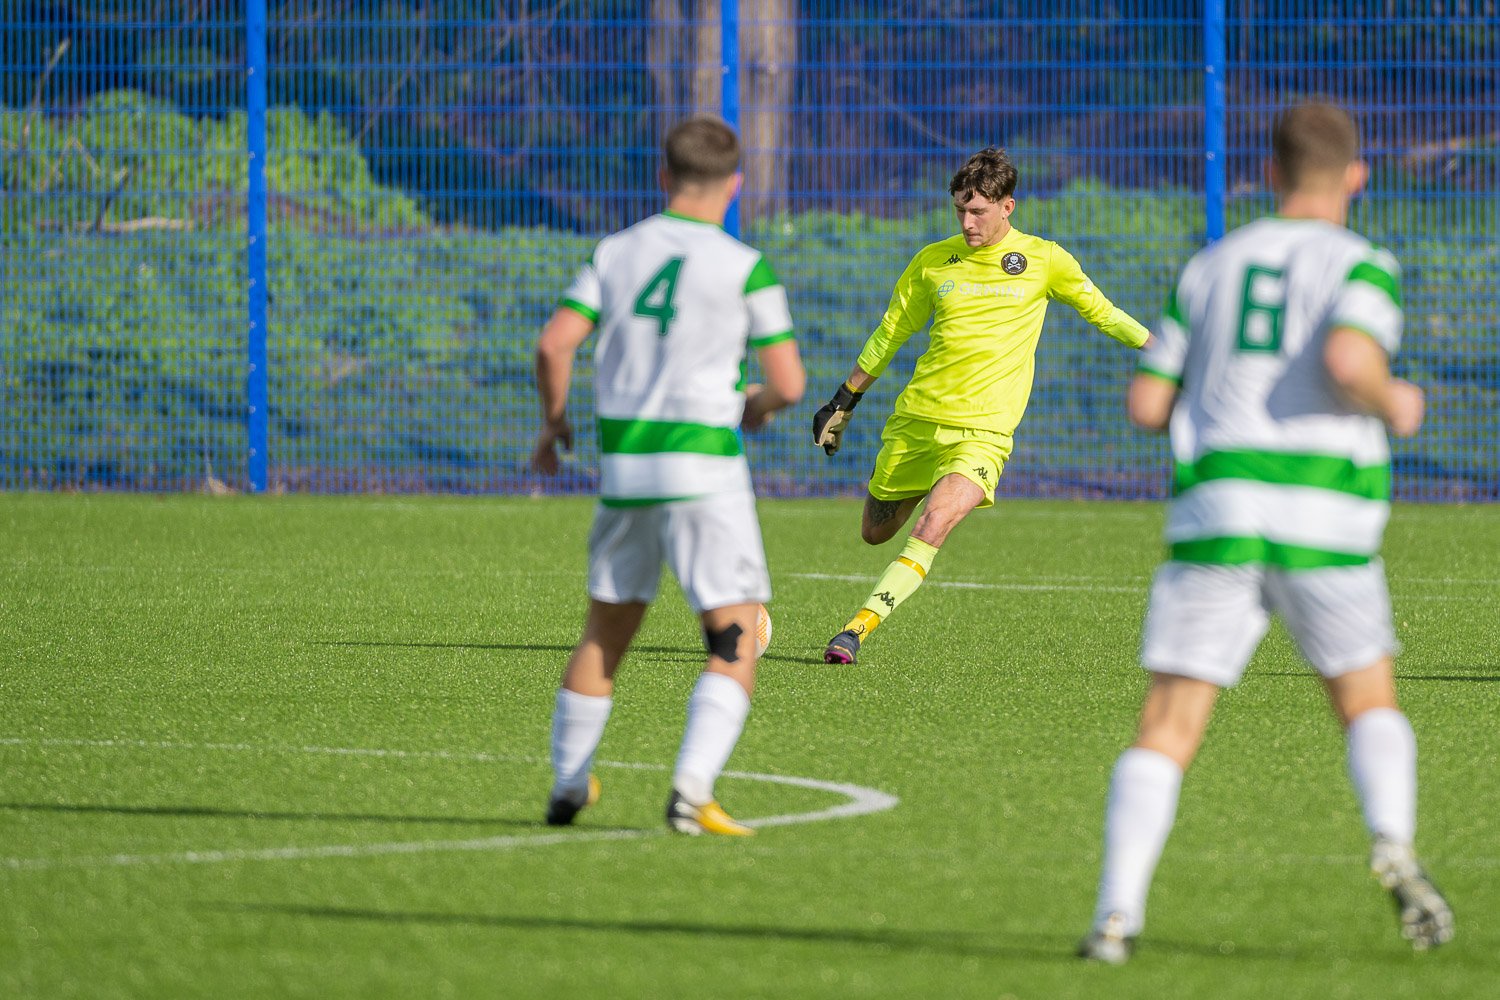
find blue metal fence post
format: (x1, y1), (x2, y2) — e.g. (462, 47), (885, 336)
(1203, 0), (1227, 242)
(721, 0), (741, 239)
(245, 0), (270, 491)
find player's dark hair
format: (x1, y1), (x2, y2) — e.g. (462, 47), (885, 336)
(949, 147), (1018, 204)
(664, 116), (741, 184)
(1272, 101), (1360, 188)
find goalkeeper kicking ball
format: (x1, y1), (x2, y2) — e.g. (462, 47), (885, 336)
(755, 603), (772, 657)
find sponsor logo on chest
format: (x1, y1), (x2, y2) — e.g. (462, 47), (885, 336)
(941, 279), (1026, 301)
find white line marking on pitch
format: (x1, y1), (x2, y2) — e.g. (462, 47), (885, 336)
(0, 738), (899, 871)
(2, 828), (659, 871)
(789, 572), (1140, 593)
(789, 572), (1496, 601)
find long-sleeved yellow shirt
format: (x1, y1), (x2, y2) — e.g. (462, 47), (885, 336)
(856, 228), (1149, 435)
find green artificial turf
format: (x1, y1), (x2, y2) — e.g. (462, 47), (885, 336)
(2, 494), (1496, 999)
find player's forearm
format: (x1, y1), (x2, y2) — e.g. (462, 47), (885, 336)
(752, 341), (807, 417)
(1327, 356), (1414, 428)
(744, 382), (801, 429)
(1098, 306), (1151, 349)
(535, 307), (593, 424)
(757, 379), (806, 413)
(855, 327), (910, 378)
(534, 342), (575, 423)
(1329, 361), (1391, 414)
(843, 364), (877, 393)
(1127, 373), (1177, 431)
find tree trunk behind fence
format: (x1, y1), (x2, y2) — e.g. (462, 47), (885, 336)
(740, 0), (796, 222)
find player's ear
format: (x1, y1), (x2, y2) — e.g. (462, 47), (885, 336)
(1001, 196), (1016, 218)
(1264, 158), (1280, 192)
(1345, 159), (1369, 198)
(659, 167), (676, 194)
(727, 172), (744, 200)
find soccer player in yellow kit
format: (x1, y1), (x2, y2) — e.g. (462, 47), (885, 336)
(813, 147), (1152, 664)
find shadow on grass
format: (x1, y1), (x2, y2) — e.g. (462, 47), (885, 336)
(203, 905), (1416, 965)
(1254, 669), (1500, 683)
(205, 902), (1073, 961)
(0, 801), (540, 829)
(316, 640), (692, 654)
(313, 639), (813, 666)
(1143, 936), (1429, 965)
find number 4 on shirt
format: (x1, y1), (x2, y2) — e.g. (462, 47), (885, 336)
(633, 256), (686, 336)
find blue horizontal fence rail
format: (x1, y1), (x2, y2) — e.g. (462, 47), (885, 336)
(1, 1), (1495, 500)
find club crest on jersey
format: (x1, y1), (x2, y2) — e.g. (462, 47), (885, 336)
(1001, 252), (1028, 275)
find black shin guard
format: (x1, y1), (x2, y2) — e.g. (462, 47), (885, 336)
(703, 623), (744, 663)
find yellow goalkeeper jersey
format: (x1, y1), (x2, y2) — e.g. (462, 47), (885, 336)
(856, 228), (1149, 435)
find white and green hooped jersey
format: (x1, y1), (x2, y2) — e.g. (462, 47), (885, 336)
(1139, 216), (1403, 568)
(560, 211), (795, 505)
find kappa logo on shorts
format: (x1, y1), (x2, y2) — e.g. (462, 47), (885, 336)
(1001, 252), (1028, 275)
(974, 466), (992, 486)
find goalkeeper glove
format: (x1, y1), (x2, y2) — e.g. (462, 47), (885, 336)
(812, 382), (865, 456)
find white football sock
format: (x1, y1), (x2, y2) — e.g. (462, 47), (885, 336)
(1094, 747), (1183, 935)
(550, 688), (612, 801)
(1346, 707), (1417, 844)
(672, 672), (751, 806)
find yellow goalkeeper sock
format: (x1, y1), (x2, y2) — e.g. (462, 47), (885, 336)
(844, 536), (940, 637)
(844, 608), (882, 639)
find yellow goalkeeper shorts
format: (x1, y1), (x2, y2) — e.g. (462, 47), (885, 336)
(866, 414), (1013, 508)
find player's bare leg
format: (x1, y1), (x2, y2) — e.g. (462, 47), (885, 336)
(562, 599), (649, 696)
(1133, 672), (1218, 769)
(669, 602), (760, 835)
(1082, 673), (1217, 963)
(859, 494), (924, 545)
(827, 474), (983, 664)
(1325, 658), (1453, 949)
(547, 600), (647, 825)
(907, 472), (986, 548)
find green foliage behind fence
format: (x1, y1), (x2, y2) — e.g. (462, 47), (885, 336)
(5, 194), (1496, 496)
(2, 91), (426, 231)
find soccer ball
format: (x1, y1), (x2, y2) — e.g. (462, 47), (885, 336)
(755, 603), (772, 657)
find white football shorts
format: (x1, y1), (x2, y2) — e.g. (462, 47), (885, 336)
(587, 491), (771, 613)
(1141, 560), (1398, 687)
